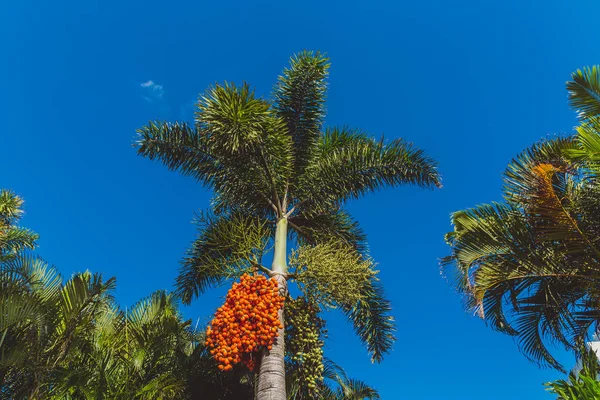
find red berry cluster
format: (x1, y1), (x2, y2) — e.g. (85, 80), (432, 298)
(205, 274), (285, 371)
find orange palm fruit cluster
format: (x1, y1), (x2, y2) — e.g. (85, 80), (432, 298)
(205, 273), (285, 371)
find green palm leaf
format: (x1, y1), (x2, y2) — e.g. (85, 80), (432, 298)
(444, 124), (600, 370)
(342, 280), (395, 363)
(176, 211), (272, 304)
(136, 121), (217, 183)
(274, 50), (329, 177)
(568, 66), (600, 120)
(289, 210), (367, 253)
(295, 127), (440, 216)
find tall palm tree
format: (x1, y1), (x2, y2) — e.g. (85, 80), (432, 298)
(136, 51), (440, 398)
(442, 66), (600, 371)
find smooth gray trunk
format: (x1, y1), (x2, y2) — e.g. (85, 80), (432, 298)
(256, 218), (288, 400)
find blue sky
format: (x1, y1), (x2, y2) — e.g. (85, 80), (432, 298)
(2, 0), (599, 398)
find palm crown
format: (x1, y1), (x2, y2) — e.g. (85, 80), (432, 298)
(137, 53), (439, 236)
(443, 66), (600, 371)
(136, 51), (440, 397)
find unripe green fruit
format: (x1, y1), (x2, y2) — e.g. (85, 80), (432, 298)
(285, 297), (326, 396)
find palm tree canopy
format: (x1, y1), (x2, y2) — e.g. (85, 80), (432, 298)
(0, 190), (38, 263)
(136, 51), (440, 364)
(136, 52), (440, 221)
(443, 66), (600, 371)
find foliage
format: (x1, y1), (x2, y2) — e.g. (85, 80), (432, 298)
(0, 190), (379, 399)
(545, 349), (600, 399)
(0, 190), (38, 263)
(0, 255), (197, 399)
(176, 211), (272, 303)
(136, 51), (440, 382)
(0, 191), (204, 399)
(443, 65), (600, 371)
(319, 359), (380, 400)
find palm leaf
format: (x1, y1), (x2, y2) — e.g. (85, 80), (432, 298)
(289, 210), (367, 253)
(567, 66), (600, 120)
(341, 280), (395, 363)
(274, 51), (329, 176)
(320, 359), (379, 400)
(295, 127), (440, 216)
(136, 121), (217, 184)
(175, 211), (272, 304)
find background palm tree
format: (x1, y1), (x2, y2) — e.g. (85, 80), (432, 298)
(0, 189), (198, 399)
(442, 66), (600, 371)
(0, 190), (38, 263)
(136, 51), (440, 399)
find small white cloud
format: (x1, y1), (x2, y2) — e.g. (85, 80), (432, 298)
(140, 80), (164, 101)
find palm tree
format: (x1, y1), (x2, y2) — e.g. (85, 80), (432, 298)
(0, 189), (38, 262)
(136, 51), (440, 398)
(56, 290), (200, 399)
(0, 190), (198, 399)
(442, 66), (600, 371)
(2, 255), (208, 399)
(1, 255), (117, 398)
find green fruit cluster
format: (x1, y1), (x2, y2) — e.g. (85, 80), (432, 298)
(285, 297), (326, 395)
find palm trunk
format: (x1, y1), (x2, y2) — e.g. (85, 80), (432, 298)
(256, 217), (288, 400)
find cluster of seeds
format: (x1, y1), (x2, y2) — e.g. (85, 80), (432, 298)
(205, 273), (285, 371)
(286, 297), (326, 394)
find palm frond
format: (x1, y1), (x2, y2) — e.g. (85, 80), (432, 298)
(320, 359), (379, 400)
(503, 138), (600, 260)
(564, 117), (600, 181)
(295, 127), (440, 216)
(341, 280), (395, 363)
(502, 136), (575, 201)
(289, 210), (367, 253)
(545, 347), (600, 399)
(197, 82), (274, 155)
(175, 210), (272, 304)
(442, 197), (600, 370)
(567, 66), (600, 120)
(197, 82), (294, 215)
(136, 121), (217, 183)
(0, 190), (26, 225)
(274, 51), (329, 176)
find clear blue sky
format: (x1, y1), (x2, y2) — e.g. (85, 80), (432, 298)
(2, 0), (598, 398)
